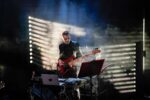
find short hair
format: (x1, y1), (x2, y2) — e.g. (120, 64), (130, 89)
(62, 31), (69, 35)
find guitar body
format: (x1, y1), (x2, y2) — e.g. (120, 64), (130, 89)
(57, 56), (77, 77)
(57, 49), (101, 77)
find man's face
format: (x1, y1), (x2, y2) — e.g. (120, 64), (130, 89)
(62, 34), (70, 44)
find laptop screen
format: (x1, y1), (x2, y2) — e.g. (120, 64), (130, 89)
(41, 74), (59, 86)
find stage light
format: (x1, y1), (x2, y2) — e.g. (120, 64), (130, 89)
(116, 85), (136, 90)
(28, 16), (32, 19)
(29, 52), (33, 56)
(29, 44), (32, 48)
(30, 60), (33, 63)
(29, 40), (32, 43)
(30, 25), (48, 32)
(29, 28), (32, 31)
(29, 48), (32, 51)
(29, 30), (47, 36)
(29, 24), (32, 27)
(28, 20), (47, 28)
(120, 89), (136, 93)
(30, 56), (33, 59)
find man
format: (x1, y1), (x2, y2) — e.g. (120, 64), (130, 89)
(57, 31), (82, 78)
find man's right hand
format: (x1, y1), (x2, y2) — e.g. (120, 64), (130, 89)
(58, 59), (64, 66)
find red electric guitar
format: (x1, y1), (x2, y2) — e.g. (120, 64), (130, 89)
(57, 49), (101, 77)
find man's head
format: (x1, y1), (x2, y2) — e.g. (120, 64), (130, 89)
(62, 31), (71, 44)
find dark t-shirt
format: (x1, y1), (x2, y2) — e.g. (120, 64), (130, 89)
(59, 41), (81, 60)
(58, 41), (81, 78)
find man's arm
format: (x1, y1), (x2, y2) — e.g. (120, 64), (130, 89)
(75, 43), (82, 58)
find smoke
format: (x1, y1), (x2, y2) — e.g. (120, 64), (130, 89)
(27, 0), (144, 47)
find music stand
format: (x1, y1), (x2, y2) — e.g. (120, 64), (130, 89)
(78, 59), (105, 99)
(78, 59), (105, 78)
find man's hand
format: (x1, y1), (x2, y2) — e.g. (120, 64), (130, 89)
(58, 59), (64, 66)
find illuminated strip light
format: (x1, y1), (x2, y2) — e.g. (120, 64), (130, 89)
(108, 66), (136, 71)
(31, 41), (50, 50)
(33, 51), (58, 61)
(32, 61), (42, 67)
(33, 57), (50, 64)
(107, 65), (136, 70)
(29, 25), (48, 32)
(106, 56), (136, 61)
(102, 52), (136, 57)
(114, 81), (136, 86)
(32, 53), (50, 61)
(37, 47), (51, 55)
(30, 60), (33, 63)
(31, 42), (50, 51)
(119, 89), (136, 93)
(32, 54), (51, 62)
(106, 68), (135, 73)
(29, 33), (50, 42)
(29, 52), (33, 56)
(32, 46), (50, 55)
(32, 49), (57, 59)
(32, 50), (50, 58)
(103, 72), (136, 79)
(102, 73), (136, 78)
(109, 77), (136, 82)
(30, 30), (48, 36)
(28, 16), (48, 24)
(104, 56), (136, 61)
(103, 48), (136, 53)
(115, 85), (136, 90)
(32, 58), (51, 65)
(30, 56), (33, 60)
(106, 59), (136, 63)
(102, 43), (136, 48)
(31, 38), (50, 46)
(28, 20), (47, 28)
(31, 39), (50, 48)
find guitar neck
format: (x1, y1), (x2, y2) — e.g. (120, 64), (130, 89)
(69, 53), (93, 65)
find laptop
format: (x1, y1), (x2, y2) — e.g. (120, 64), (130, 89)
(41, 74), (59, 86)
(78, 59), (105, 78)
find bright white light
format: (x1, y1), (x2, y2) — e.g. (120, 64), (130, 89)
(28, 20), (47, 28)
(29, 25), (47, 32)
(29, 28), (32, 31)
(106, 56), (136, 61)
(30, 33), (49, 42)
(110, 77), (136, 82)
(30, 56), (33, 59)
(30, 52), (32, 55)
(29, 24), (32, 27)
(28, 16), (32, 19)
(30, 60), (33, 63)
(29, 40), (32, 43)
(28, 16), (48, 24)
(114, 81), (136, 85)
(29, 32), (32, 36)
(29, 44), (32, 47)
(115, 85), (136, 90)
(102, 43), (136, 48)
(29, 48), (32, 51)
(120, 89), (136, 93)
